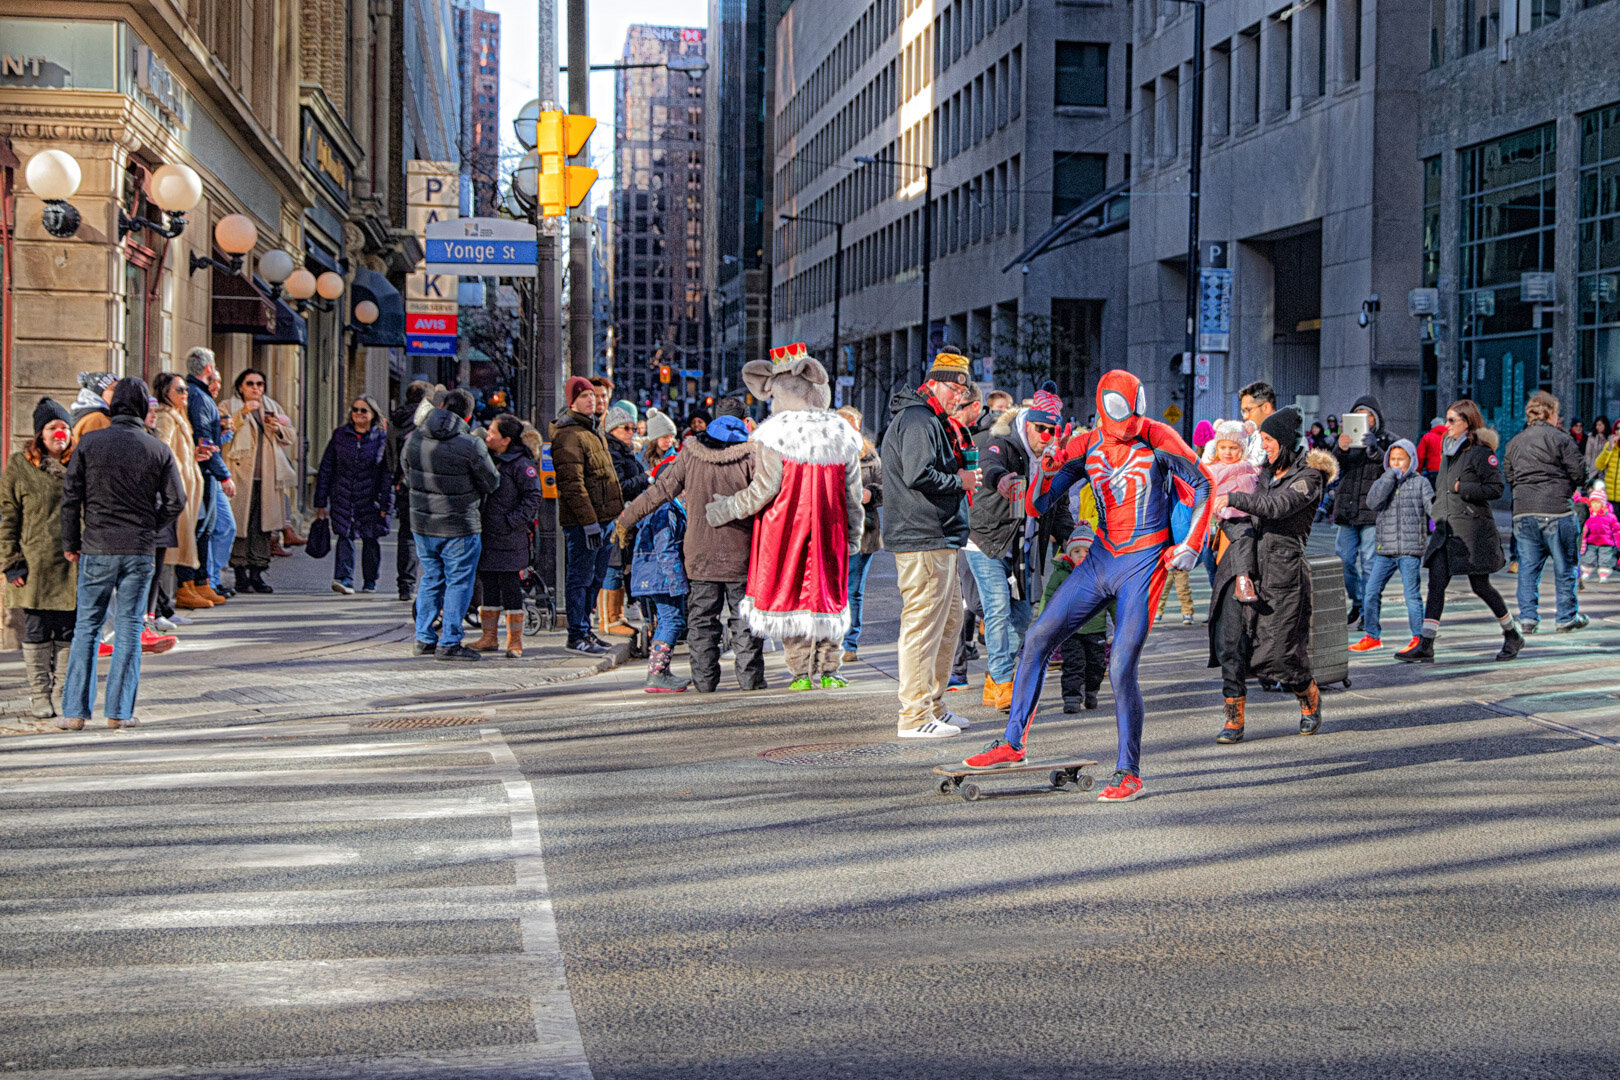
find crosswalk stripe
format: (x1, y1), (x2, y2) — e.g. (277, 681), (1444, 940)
(0, 790), (509, 829)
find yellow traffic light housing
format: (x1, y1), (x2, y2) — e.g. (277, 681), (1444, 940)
(537, 111), (598, 217)
(659, 365), (672, 384)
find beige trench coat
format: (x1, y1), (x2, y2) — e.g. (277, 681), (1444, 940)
(223, 404), (295, 534)
(153, 405), (205, 568)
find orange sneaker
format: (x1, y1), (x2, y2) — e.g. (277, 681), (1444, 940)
(963, 739), (1025, 770)
(1348, 635), (1383, 652)
(1097, 770), (1144, 802)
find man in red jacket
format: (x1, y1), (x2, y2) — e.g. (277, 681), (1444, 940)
(1416, 417), (1446, 484)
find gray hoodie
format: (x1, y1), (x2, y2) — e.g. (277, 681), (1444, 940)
(1365, 438), (1434, 558)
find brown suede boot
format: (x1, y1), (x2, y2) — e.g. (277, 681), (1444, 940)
(1216, 697), (1246, 743)
(992, 679), (1014, 713)
(504, 610), (525, 658)
(981, 672), (997, 707)
(602, 588), (635, 636)
(471, 607), (501, 650)
(174, 582), (215, 609)
(1296, 682), (1322, 735)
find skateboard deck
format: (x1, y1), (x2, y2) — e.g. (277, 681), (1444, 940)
(932, 759), (1100, 801)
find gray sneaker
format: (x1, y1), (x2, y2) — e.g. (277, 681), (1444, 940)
(1556, 613), (1590, 633)
(437, 643), (483, 661)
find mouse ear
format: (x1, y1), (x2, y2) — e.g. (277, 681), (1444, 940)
(742, 360), (774, 400)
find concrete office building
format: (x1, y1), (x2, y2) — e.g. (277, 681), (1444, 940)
(453, 0), (501, 218)
(771, 0), (1132, 422)
(1127, 0), (1429, 436)
(612, 25), (707, 410)
(1420, 0), (1620, 440)
(704, 0), (778, 391)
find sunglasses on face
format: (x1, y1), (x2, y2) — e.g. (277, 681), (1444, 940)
(1030, 423), (1055, 435)
(243, 380), (264, 387)
(351, 406), (371, 414)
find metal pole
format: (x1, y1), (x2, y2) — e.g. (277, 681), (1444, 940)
(921, 164), (932, 379)
(1181, 0), (1205, 443)
(832, 222), (842, 381)
(567, 0), (591, 380)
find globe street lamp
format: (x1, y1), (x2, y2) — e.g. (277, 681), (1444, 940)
(189, 213), (259, 276)
(120, 162), (202, 241)
(25, 150), (83, 238)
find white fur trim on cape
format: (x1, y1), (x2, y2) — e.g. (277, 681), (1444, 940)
(740, 597), (851, 642)
(751, 409), (863, 466)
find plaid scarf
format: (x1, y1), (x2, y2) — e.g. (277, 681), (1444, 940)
(922, 385), (973, 469)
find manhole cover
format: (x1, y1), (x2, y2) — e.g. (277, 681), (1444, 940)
(363, 715), (487, 730)
(759, 742), (902, 767)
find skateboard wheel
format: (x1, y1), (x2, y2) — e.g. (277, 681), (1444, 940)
(938, 779), (954, 796)
(1073, 772), (1095, 792)
(1048, 770), (1068, 789)
(960, 782), (981, 802)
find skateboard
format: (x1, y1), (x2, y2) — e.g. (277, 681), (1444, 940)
(932, 759), (1100, 801)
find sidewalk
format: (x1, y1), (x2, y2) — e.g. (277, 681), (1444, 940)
(0, 538), (629, 735)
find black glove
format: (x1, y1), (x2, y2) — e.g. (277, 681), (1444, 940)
(583, 522), (604, 551)
(6, 559), (27, 588)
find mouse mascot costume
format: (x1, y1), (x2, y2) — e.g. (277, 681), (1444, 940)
(706, 344), (865, 690)
(963, 369), (1213, 803)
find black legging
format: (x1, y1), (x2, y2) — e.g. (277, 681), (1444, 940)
(479, 569), (525, 611)
(1423, 544), (1507, 623)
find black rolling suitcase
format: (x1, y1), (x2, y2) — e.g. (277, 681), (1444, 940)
(1306, 554), (1351, 689)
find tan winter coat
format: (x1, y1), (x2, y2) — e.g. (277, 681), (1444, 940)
(154, 404), (204, 568)
(223, 404), (296, 533)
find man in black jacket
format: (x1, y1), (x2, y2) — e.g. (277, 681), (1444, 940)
(58, 377), (185, 730)
(1504, 390), (1589, 632)
(1332, 394), (1394, 624)
(183, 348), (235, 601)
(403, 388), (501, 660)
(880, 351), (980, 739)
(386, 380), (433, 600)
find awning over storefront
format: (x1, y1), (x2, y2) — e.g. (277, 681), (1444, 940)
(251, 283), (308, 347)
(212, 266), (276, 334)
(352, 268), (405, 347)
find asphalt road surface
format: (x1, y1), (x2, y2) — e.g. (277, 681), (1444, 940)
(2, 549), (1618, 1078)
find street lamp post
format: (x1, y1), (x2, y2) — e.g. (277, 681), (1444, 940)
(779, 213), (843, 382)
(1166, 0), (1205, 442)
(855, 154), (932, 380)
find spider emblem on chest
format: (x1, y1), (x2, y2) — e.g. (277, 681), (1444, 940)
(1089, 444), (1155, 515)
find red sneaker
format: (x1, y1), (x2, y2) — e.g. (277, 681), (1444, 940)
(1097, 770), (1144, 802)
(140, 629), (177, 654)
(1348, 635), (1383, 652)
(963, 739), (1025, 770)
(97, 642), (113, 658)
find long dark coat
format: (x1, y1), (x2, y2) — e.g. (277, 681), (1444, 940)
(1218, 447), (1338, 689)
(314, 424), (393, 540)
(1424, 430), (1505, 576)
(478, 445), (545, 572)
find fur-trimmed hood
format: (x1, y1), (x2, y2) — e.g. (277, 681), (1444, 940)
(752, 408), (863, 466)
(683, 435), (753, 466)
(1303, 447), (1340, 483)
(989, 407), (1022, 439)
(1474, 428), (1500, 451)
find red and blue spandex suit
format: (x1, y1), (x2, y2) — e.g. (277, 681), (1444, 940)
(1002, 370), (1213, 777)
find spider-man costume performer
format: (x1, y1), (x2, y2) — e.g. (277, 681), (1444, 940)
(964, 370), (1213, 801)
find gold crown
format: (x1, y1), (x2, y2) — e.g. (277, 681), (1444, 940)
(770, 342), (809, 366)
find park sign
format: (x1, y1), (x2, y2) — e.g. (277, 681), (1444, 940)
(424, 217), (538, 277)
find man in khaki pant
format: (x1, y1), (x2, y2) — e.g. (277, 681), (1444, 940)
(879, 352), (981, 738)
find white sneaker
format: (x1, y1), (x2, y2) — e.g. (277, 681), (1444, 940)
(897, 718), (962, 739)
(332, 581), (355, 595)
(153, 616), (179, 633)
(934, 710), (972, 730)
(168, 613), (195, 626)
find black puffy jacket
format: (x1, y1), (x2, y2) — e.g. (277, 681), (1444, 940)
(1331, 394), (1395, 528)
(62, 415), (186, 556)
(1425, 430), (1506, 576)
(879, 386), (969, 553)
(479, 445), (545, 572)
(403, 409), (500, 538)
(608, 435), (650, 506)
(314, 424), (393, 540)
(1503, 420), (1585, 517)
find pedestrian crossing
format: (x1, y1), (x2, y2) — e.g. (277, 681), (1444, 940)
(0, 723), (593, 1079)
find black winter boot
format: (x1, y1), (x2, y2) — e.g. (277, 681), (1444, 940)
(1495, 624), (1524, 662)
(1395, 635), (1434, 663)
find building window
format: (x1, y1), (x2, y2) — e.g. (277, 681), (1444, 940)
(1463, 0), (1501, 54)
(1054, 42), (1108, 108)
(1458, 122), (1557, 439)
(1578, 102), (1620, 426)
(1430, 0), (1447, 68)
(1052, 152), (1107, 217)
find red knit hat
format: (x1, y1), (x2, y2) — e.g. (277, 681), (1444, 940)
(564, 376), (595, 407)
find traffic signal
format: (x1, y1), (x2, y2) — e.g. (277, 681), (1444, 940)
(536, 111), (598, 218)
(659, 365), (672, 384)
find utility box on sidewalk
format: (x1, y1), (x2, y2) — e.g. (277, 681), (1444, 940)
(1307, 554), (1351, 689)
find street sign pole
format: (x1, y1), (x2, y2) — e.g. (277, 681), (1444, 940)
(568, 0), (592, 381)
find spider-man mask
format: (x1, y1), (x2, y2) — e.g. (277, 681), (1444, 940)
(1096, 369), (1148, 442)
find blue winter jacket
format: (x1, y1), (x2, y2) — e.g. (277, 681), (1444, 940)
(185, 374), (231, 482)
(629, 500), (688, 599)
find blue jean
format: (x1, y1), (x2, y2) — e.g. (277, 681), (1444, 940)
(603, 563), (624, 591)
(1513, 514), (1579, 626)
(62, 554), (155, 722)
(334, 536), (382, 587)
(1361, 553), (1422, 641)
(964, 548), (1033, 684)
(640, 594), (687, 647)
(413, 534), (483, 647)
(563, 525), (614, 640)
(207, 482), (237, 590)
(843, 550), (876, 651)
(1336, 523), (1378, 607)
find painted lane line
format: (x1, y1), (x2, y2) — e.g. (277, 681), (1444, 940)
(0, 838), (516, 873)
(0, 791), (509, 830)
